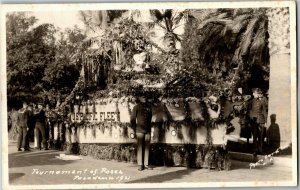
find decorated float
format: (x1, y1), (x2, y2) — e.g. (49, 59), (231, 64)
(49, 11), (255, 170)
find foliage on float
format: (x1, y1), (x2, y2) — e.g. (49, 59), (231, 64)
(64, 143), (230, 170)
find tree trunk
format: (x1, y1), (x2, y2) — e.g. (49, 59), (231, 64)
(266, 8), (291, 149)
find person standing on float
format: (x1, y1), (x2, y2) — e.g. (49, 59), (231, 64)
(34, 102), (48, 150)
(16, 101), (30, 151)
(130, 96), (153, 171)
(248, 88), (268, 156)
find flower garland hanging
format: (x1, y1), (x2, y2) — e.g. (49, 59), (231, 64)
(249, 148), (280, 169)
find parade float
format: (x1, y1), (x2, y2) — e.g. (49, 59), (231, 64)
(50, 11), (255, 170)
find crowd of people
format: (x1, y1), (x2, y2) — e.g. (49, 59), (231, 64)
(15, 101), (49, 151)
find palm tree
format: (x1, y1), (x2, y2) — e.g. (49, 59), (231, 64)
(149, 9), (190, 52)
(182, 8), (269, 93)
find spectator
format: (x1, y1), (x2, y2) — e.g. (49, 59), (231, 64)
(16, 101), (30, 151)
(248, 88), (268, 157)
(34, 102), (48, 150)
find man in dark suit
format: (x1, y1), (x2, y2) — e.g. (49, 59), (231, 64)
(34, 102), (48, 150)
(25, 103), (34, 150)
(130, 96), (153, 171)
(248, 88), (268, 156)
(17, 101), (30, 151)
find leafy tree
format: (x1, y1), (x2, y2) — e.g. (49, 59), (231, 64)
(7, 13), (86, 109)
(42, 27), (86, 106)
(6, 13), (56, 108)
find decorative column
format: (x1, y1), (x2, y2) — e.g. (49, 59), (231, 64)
(266, 8), (291, 148)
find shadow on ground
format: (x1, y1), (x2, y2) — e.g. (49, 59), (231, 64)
(127, 169), (198, 183)
(9, 150), (75, 168)
(9, 172), (25, 182)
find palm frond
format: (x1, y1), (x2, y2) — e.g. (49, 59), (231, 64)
(156, 22), (167, 31)
(173, 12), (184, 26)
(171, 23), (185, 32)
(216, 12), (231, 19)
(164, 9), (173, 20)
(198, 18), (231, 30)
(231, 14), (252, 33)
(233, 8), (254, 17)
(250, 20), (267, 53)
(190, 9), (217, 22)
(150, 10), (164, 22)
(172, 33), (182, 42)
(233, 16), (261, 63)
(198, 24), (225, 57)
(249, 20), (267, 64)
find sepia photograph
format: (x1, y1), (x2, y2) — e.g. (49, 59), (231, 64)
(0, 1), (297, 189)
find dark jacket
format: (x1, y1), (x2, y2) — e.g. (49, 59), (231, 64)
(248, 97), (268, 124)
(17, 108), (29, 128)
(34, 109), (46, 125)
(130, 102), (152, 133)
(27, 110), (35, 130)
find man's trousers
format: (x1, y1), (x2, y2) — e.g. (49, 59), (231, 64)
(35, 122), (47, 149)
(252, 122), (265, 154)
(17, 127), (27, 149)
(136, 132), (151, 167)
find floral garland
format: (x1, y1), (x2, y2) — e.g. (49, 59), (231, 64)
(70, 121), (133, 136)
(249, 148), (280, 169)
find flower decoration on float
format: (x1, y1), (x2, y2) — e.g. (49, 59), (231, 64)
(249, 148), (280, 169)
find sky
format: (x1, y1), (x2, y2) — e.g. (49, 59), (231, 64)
(32, 11), (84, 30)
(30, 10), (185, 49)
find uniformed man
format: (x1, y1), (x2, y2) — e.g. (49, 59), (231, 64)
(16, 101), (30, 151)
(130, 96), (153, 171)
(34, 102), (48, 150)
(248, 88), (268, 156)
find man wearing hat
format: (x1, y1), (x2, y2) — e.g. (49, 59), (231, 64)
(248, 88), (268, 156)
(33, 102), (48, 150)
(130, 95), (153, 171)
(16, 101), (30, 151)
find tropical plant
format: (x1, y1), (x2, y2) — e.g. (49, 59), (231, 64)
(149, 9), (191, 52)
(181, 8), (270, 94)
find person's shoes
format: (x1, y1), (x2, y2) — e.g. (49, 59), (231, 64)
(138, 165), (144, 171)
(24, 148), (30, 151)
(18, 148), (22, 151)
(43, 148), (49, 150)
(144, 165), (153, 170)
